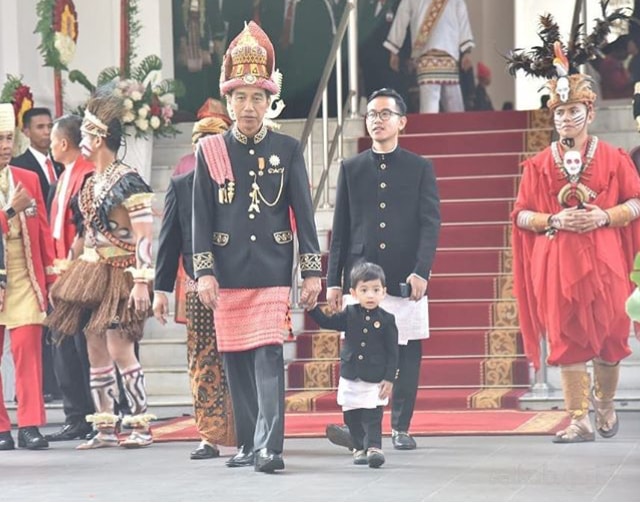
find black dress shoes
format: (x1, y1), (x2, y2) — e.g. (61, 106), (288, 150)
(392, 430), (417, 450)
(325, 424), (354, 450)
(0, 431), (15, 450)
(226, 446), (255, 467)
(190, 441), (220, 460)
(254, 448), (285, 473)
(17, 427), (49, 450)
(45, 421), (92, 442)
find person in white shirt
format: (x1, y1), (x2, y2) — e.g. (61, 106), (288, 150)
(384, 0), (474, 113)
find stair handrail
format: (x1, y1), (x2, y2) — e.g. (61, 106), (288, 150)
(298, 1), (355, 153)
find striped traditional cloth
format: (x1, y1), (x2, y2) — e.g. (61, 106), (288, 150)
(416, 50), (459, 85)
(214, 286), (291, 352)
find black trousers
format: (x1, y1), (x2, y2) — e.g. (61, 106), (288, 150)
(223, 344), (285, 453)
(51, 328), (93, 424)
(42, 328), (60, 398)
(391, 339), (422, 432)
(344, 407), (383, 450)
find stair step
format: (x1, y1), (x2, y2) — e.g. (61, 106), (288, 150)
(428, 275), (510, 300)
(432, 250), (506, 275)
(144, 368), (191, 396)
(439, 224), (508, 248)
(432, 153), (522, 177)
(139, 339), (188, 369)
(441, 200), (512, 223)
(403, 110), (543, 134)
(438, 175), (518, 199)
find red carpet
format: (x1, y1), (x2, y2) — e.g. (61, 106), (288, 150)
(151, 410), (570, 442)
(285, 109), (554, 413)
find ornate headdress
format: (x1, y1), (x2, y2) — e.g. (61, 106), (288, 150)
(219, 21), (280, 96)
(0, 103), (15, 132)
(192, 99), (231, 144)
(505, 0), (630, 109)
(81, 87), (125, 138)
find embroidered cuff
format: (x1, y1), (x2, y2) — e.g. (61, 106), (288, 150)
(300, 253), (322, 274)
(193, 252), (214, 273)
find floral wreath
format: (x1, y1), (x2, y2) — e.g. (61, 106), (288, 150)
(0, 75), (34, 129)
(35, 0), (79, 70)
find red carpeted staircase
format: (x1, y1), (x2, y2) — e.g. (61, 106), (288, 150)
(285, 110), (554, 413)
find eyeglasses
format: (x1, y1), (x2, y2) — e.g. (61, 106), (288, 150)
(365, 109), (403, 121)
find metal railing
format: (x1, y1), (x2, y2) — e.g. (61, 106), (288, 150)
(291, 0), (359, 308)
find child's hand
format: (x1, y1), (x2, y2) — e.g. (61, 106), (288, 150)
(378, 380), (393, 400)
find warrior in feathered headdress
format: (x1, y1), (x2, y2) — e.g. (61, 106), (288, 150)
(508, 1), (640, 444)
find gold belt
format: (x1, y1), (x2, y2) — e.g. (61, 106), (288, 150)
(80, 246), (134, 263)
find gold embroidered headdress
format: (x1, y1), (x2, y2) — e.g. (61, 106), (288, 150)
(505, 1), (630, 109)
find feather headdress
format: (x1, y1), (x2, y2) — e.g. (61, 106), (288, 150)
(505, 0), (631, 79)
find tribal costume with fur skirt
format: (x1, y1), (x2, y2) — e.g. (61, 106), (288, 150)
(45, 162), (153, 341)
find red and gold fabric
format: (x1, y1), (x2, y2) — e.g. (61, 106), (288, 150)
(512, 141), (640, 369)
(0, 166), (56, 314)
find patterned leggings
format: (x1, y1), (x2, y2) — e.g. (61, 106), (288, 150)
(185, 291), (235, 446)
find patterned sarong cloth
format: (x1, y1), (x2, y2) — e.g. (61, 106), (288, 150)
(416, 50), (459, 85)
(185, 291), (236, 446)
(214, 286), (291, 352)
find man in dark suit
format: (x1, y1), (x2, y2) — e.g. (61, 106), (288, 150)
(153, 117), (235, 460)
(43, 115), (95, 442)
(10, 107), (63, 403)
(10, 108), (63, 203)
(325, 88), (440, 450)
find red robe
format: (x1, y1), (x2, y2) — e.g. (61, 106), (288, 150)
(0, 166), (56, 312)
(49, 156), (95, 260)
(512, 140), (640, 369)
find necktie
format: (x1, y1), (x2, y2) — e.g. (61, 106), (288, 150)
(45, 158), (57, 183)
(280, 0), (295, 49)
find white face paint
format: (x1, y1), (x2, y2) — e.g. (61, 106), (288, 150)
(563, 150), (583, 176)
(79, 133), (95, 159)
(553, 103), (588, 138)
(556, 77), (570, 103)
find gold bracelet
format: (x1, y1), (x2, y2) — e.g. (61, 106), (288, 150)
(530, 212), (552, 233)
(605, 204), (631, 228)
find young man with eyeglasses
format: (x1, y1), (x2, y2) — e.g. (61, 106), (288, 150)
(324, 88), (440, 451)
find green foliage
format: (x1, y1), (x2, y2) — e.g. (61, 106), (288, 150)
(35, 0), (67, 71)
(68, 70), (96, 93)
(97, 67), (122, 87)
(131, 55), (163, 83)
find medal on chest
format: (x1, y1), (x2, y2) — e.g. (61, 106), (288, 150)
(248, 155), (285, 213)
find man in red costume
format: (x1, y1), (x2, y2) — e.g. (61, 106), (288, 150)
(511, 40), (640, 443)
(0, 102), (56, 450)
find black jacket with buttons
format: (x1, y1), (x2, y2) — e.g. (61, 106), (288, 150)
(309, 304), (399, 383)
(326, 147), (440, 297)
(192, 128), (321, 287)
(155, 171), (195, 292)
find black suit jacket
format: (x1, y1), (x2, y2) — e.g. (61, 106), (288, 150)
(192, 129), (321, 287)
(155, 171), (196, 292)
(10, 149), (63, 205)
(309, 304), (398, 383)
(327, 147), (441, 297)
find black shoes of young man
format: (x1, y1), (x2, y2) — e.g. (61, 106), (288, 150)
(225, 446), (255, 467)
(391, 430), (417, 450)
(254, 448), (285, 473)
(45, 421), (93, 442)
(190, 441), (220, 460)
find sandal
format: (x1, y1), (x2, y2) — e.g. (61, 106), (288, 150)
(552, 419), (595, 444)
(591, 390), (619, 438)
